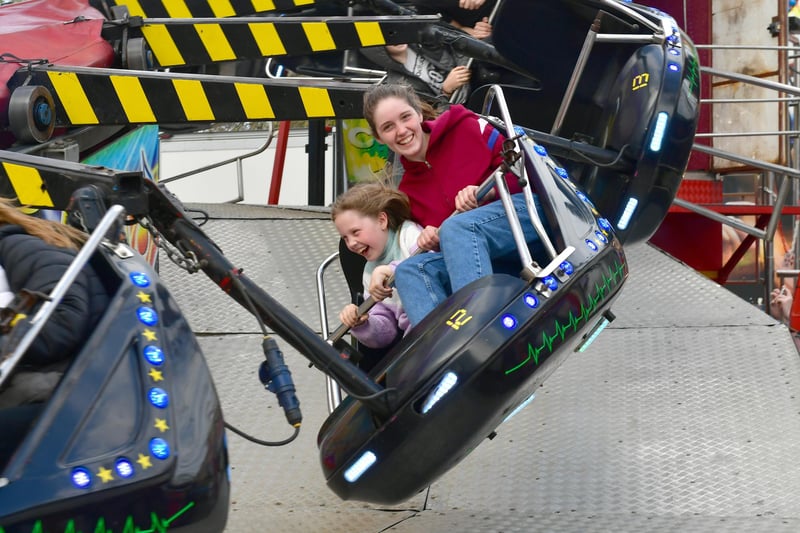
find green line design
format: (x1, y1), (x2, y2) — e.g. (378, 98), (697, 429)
(2, 501), (195, 533)
(504, 260), (625, 375)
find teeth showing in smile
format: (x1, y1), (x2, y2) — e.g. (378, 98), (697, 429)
(398, 134), (413, 146)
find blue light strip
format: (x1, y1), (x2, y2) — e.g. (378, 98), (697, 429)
(421, 371), (458, 414)
(649, 112), (669, 152)
(617, 197), (639, 230)
(344, 451), (377, 482)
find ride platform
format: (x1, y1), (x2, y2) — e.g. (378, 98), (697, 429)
(157, 203), (800, 532)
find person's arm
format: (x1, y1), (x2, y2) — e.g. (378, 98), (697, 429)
(350, 301), (404, 349)
(2, 235), (95, 366)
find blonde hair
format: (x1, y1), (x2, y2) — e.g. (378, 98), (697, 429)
(0, 197), (88, 250)
(331, 183), (412, 231)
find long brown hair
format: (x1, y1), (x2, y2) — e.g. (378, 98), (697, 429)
(362, 83), (439, 138)
(0, 198), (88, 250)
(331, 183), (412, 231)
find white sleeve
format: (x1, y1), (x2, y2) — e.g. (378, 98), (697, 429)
(0, 265), (14, 307)
(398, 221), (423, 259)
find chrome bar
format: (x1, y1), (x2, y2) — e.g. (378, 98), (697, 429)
(552, 12), (603, 136)
(598, 0), (663, 33)
(483, 85), (558, 263)
(692, 142), (800, 179)
(702, 66), (800, 97)
(316, 251), (344, 412)
(695, 131), (800, 138)
(672, 198), (766, 239)
(595, 33), (662, 44)
(161, 125), (275, 185)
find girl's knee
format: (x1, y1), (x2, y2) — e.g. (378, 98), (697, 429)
(439, 217), (467, 241)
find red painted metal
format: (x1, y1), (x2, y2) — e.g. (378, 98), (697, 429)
(268, 121), (292, 204)
(0, 0), (114, 147)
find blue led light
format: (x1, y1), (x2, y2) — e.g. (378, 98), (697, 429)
(559, 261), (574, 275)
(71, 467), (92, 489)
(534, 145), (548, 156)
(344, 451), (377, 482)
(129, 272), (151, 287)
(501, 314), (517, 330)
(137, 306), (158, 327)
(144, 345), (164, 366)
(598, 218), (612, 231)
(649, 112), (669, 152)
(617, 197), (639, 230)
(116, 458), (135, 478)
(666, 34), (679, 44)
(542, 275), (558, 291)
(524, 293), (539, 308)
(150, 438), (170, 460)
(595, 231), (608, 244)
(586, 239), (599, 252)
(421, 371), (458, 414)
(668, 63), (680, 73)
(555, 167), (569, 179)
(575, 190), (593, 205)
(149, 387), (169, 409)
(668, 48), (680, 56)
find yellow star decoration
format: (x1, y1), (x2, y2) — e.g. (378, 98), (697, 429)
(148, 368), (164, 382)
(97, 466), (114, 483)
(142, 329), (158, 341)
(137, 453), (152, 470)
(136, 291), (152, 303)
(154, 418), (170, 433)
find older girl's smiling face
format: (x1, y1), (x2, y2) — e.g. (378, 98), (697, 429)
(372, 96), (428, 162)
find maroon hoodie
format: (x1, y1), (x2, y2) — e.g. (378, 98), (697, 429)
(398, 104), (519, 228)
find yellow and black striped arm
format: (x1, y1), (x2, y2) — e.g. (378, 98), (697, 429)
(137, 15), (439, 67)
(0, 149), (141, 210)
(108, 0), (317, 18)
(8, 64), (370, 127)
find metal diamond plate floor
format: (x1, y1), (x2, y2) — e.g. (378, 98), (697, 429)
(158, 203), (800, 533)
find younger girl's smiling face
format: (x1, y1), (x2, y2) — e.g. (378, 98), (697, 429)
(372, 96), (428, 162)
(334, 209), (389, 262)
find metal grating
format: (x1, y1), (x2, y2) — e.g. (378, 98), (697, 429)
(156, 205), (800, 532)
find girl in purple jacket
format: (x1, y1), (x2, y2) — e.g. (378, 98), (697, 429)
(331, 183), (422, 349)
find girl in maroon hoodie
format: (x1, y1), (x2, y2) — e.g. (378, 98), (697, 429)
(363, 84), (546, 326)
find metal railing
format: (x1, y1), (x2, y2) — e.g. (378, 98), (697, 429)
(160, 124), (276, 204)
(683, 43), (800, 300)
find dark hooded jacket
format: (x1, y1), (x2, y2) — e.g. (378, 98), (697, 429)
(0, 225), (109, 367)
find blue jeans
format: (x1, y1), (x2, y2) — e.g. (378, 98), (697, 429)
(395, 193), (546, 326)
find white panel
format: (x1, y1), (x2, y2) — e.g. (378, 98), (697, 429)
(711, 75), (781, 168)
(712, 0), (779, 73)
(711, 0), (785, 169)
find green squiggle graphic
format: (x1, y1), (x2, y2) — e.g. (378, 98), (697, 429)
(2, 501), (195, 533)
(505, 260), (624, 375)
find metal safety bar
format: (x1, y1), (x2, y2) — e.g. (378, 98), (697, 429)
(482, 84), (557, 266)
(315, 251), (345, 412)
